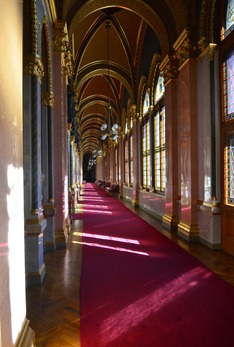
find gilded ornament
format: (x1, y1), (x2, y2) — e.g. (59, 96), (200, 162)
(24, 54), (44, 82)
(42, 91), (55, 107)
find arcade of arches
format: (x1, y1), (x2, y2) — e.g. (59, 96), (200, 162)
(0, 0), (234, 345)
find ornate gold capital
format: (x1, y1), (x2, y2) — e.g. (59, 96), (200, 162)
(42, 91), (55, 107)
(160, 53), (179, 85)
(173, 29), (197, 67)
(24, 54), (44, 82)
(53, 21), (69, 53)
(129, 104), (137, 120)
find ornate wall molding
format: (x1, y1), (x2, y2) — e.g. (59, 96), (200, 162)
(46, 0), (57, 24)
(199, 0), (216, 46)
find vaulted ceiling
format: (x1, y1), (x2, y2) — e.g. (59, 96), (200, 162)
(53, 0), (187, 155)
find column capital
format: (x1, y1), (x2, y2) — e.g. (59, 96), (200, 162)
(53, 20), (69, 53)
(198, 38), (217, 61)
(24, 54), (44, 82)
(160, 53), (179, 85)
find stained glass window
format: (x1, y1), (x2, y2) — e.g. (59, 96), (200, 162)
(115, 147), (118, 182)
(225, 132), (234, 205)
(130, 135), (133, 185)
(124, 139), (129, 185)
(222, 0), (234, 39)
(143, 92), (150, 115)
(223, 48), (234, 121)
(155, 75), (165, 102)
(142, 120), (150, 189)
(154, 107), (165, 192)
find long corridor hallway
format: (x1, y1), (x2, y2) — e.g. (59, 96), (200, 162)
(26, 183), (234, 347)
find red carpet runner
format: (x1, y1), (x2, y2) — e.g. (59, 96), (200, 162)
(74, 183), (234, 347)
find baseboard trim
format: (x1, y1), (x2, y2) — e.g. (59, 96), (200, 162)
(15, 319), (35, 347)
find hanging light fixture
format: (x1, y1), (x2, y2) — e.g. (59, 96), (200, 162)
(100, 19), (118, 143)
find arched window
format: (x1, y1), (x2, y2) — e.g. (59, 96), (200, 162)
(124, 139), (129, 186)
(155, 75), (165, 102)
(143, 91), (150, 114)
(221, 0), (234, 255)
(141, 90), (151, 189)
(153, 74), (165, 193)
(130, 134), (133, 185)
(222, 0), (234, 39)
(114, 147), (118, 183)
(223, 50), (234, 121)
(142, 118), (150, 189)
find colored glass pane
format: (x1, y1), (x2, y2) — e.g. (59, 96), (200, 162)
(225, 132), (234, 205)
(223, 48), (234, 121)
(155, 75), (165, 102)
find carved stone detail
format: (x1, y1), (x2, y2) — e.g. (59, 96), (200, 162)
(129, 104), (137, 120)
(173, 29), (197, 67)
(53, 21), (69, 53)
(160, 53), (179, 85)
(42, 91), (55, 107)
(24, 54), (44, 81)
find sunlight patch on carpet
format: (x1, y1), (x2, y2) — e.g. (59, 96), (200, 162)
(72, 240), (149, 256)
(99, 267), (211, 346)
(77, 232), (140, 245)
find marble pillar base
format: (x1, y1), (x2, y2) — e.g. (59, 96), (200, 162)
(55, 228), (68, 249)
(44, 241), (55, 253)
(131, 198), (139, 207)
(198, 203), (221, 249)
(15, 319), (35, 347)
(162, 213), (179, 231)
(43, 205), (56, 253)
(177, 220), (199, 242)
(25, 218), (47, 287)
(26, 263), (46, 288)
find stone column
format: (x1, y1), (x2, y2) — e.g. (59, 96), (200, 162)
(42, 100), (56, 252)
(118, 133), (124, 198)
(24, 66), (47, 287)
(52, 21), (71, 247)
(161, 55), (179, 230)
(196, 41), (221, 248)
(24, 0), (47, 285)
(177, 58), (199, 241)
(109, 145), (114, 182)
(131, 105), (139, 206)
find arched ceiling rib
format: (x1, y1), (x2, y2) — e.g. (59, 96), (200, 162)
(54, 0), (186, 156)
